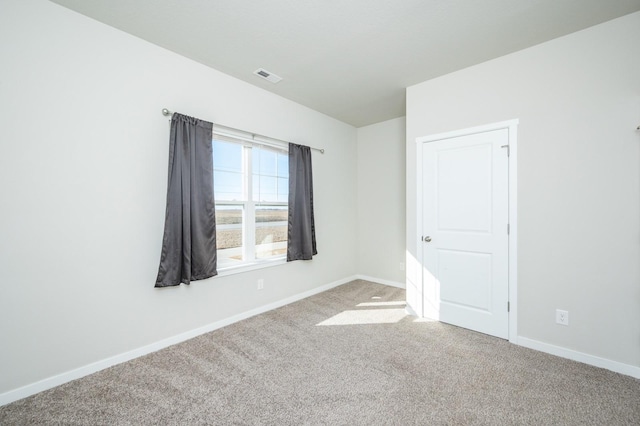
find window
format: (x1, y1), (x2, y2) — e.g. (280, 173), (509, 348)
(213, 136), (288, 270)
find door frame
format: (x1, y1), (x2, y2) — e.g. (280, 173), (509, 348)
(416, 119), (518, 343)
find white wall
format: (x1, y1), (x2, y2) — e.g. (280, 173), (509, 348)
(356, 118), (406, 285)
(0, 0), (357, 397)
(407, 12), (640, 369)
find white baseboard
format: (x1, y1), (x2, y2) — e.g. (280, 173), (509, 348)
(0, 275), (358, 407)
(7, 277), (636, 407)
(517, 337), (640, 379)
(355, 274), (405, 289)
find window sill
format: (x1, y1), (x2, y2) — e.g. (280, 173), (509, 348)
(216, 256), (287, 277)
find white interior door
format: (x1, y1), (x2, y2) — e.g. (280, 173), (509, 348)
(421, 128), (509, 338)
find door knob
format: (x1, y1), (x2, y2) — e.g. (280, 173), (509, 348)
(423, 236), (432, 242)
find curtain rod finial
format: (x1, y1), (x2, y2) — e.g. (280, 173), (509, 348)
(162, 108), (172, 116)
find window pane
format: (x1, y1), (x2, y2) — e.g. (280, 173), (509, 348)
(216, 205), (243, 268)
(213, 139), (242, 172)
(252, 146), (287, 202)
(214, 170), (243, 201)
(255, 148), (277, 175)
(255, 176), (277, 202)
(213, 139), (244, 201)
(277, 152), (288, 178)
(255, 206), (287, 259)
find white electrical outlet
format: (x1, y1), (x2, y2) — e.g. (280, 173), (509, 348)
(399, 262), (405, 271)
(556, 309), (569, 326)
(257, 279), (264, 290)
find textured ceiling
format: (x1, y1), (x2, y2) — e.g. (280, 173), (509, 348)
(49, 0), (640, 127)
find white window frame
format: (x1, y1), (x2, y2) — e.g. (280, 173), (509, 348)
(213, 133), (288, 276)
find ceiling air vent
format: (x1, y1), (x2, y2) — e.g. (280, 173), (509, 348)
(253, 68), (282, 84)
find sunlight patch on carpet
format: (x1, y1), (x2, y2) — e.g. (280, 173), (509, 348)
(316, 308), (407, 326)
(356, 301), (406, 307)
(412, 317), (438, 323)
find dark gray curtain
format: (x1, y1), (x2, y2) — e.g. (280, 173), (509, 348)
(287, 143), (317, 261)
(155, 113), (217, 287)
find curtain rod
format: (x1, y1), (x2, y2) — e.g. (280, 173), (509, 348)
(161, 109), (324, 154)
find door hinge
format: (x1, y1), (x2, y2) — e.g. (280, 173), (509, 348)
(507, 301), (510, 312)
(507, 223), (510, 235)
(501, 144), (510, 157)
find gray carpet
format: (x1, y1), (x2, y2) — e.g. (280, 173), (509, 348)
(1, 280), (639, 425)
